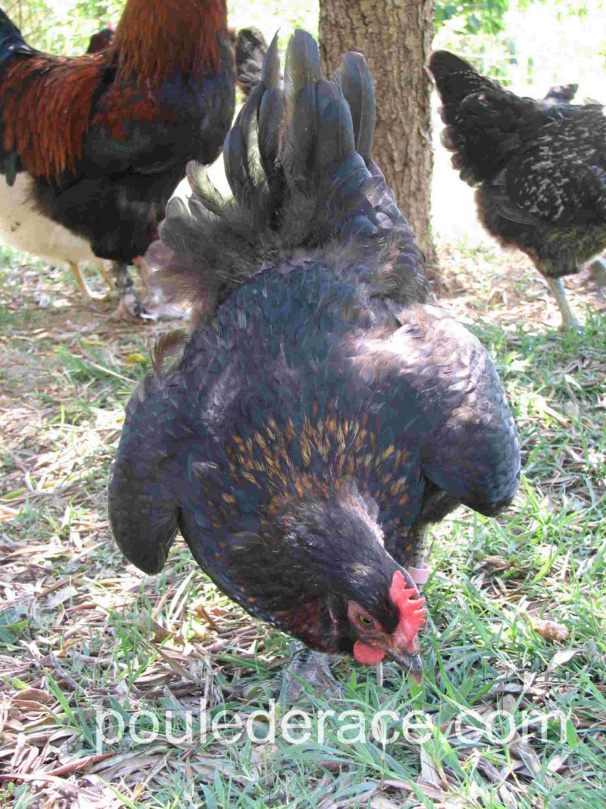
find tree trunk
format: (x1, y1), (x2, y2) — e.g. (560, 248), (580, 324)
(319, 0), (435, 261)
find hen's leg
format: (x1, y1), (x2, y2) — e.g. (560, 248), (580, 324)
(589, 256), (606, 294)
(280, 645), (343, 702)
(69, 261), (110, 302)
(387, 487), (457, 592)
(111, 262), (153, 320)
(547, 277), (582, 331)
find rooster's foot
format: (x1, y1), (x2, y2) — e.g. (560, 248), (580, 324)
(111, 262), (155, 320)
(279, 646), (344, 703)
(113, 260), (187, 320)
(70, 261), (111, 302)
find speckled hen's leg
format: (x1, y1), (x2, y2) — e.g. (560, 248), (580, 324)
(589, 256), (606, 294)
(547, 277), (582, 331)
(111, 262), (153, 320)
(280, 646), (344, 702)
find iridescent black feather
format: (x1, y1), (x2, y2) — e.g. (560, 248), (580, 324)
(110, 33), (519, 667)
(153, 30), (426, 318)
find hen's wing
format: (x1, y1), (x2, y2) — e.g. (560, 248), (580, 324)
(354, 305), (520, 518)
(499, 111), (606, 226)
(108, 372), (185, 574)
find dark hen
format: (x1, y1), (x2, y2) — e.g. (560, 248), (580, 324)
(110, 32), (520, 698)
(430, 50), (606, 330)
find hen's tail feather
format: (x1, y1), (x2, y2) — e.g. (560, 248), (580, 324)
(334, 52), (375, 166)
(187, 161), (225, 218)
(224, 33), (282, 204)
(282, 30), (323, 182)
(223, 82), (267, 202)
(257, 33), (284, 180)
(283, 29), (323, 103)
(151, 29), (425, 319)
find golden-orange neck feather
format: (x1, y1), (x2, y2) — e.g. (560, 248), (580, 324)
(112, 0), (227, 91)
(1, 0), (228, 181)
(2, 55), (105, 181)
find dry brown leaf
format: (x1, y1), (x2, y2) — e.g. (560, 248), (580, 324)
(12, 689), (56, 708)
(511, 739), (542, 776)
(47, 585), (78, 609)
(546, 648), (580, 673)
(135, 614), (172, 643)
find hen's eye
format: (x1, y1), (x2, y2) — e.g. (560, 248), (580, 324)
(358, 614), (373, 627)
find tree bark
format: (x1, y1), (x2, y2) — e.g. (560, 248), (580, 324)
(319, 0), (435, 260)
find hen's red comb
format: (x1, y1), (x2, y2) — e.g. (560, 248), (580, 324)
(390, 570), (426, 649)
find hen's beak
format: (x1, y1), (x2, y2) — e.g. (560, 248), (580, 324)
(385, 649), (423, 685)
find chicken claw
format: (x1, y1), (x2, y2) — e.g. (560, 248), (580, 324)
(112, 262), (156, 320)
(279, 646), (344, 703)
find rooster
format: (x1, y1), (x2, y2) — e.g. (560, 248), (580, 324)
(109, 32), (520, 698)
(0, 26), (118, 302)
(429, 51), (606, 330)
(0, 1), (236, 318)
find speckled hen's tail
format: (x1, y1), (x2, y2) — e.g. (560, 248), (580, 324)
(429, 50), (533, 186)
(148, 29), (425, 321)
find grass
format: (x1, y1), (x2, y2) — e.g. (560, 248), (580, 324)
(1, 237), (604, 808)
(0, 8), (605, 808)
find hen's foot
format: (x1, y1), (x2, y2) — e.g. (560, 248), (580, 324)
(279, 646), (344, 703)
(589, 257), (606, 294)
(547, 277), (583, 331)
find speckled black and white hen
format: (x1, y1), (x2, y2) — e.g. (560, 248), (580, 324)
(430, 50), (606, 330)
(109, 32), (520, 699)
